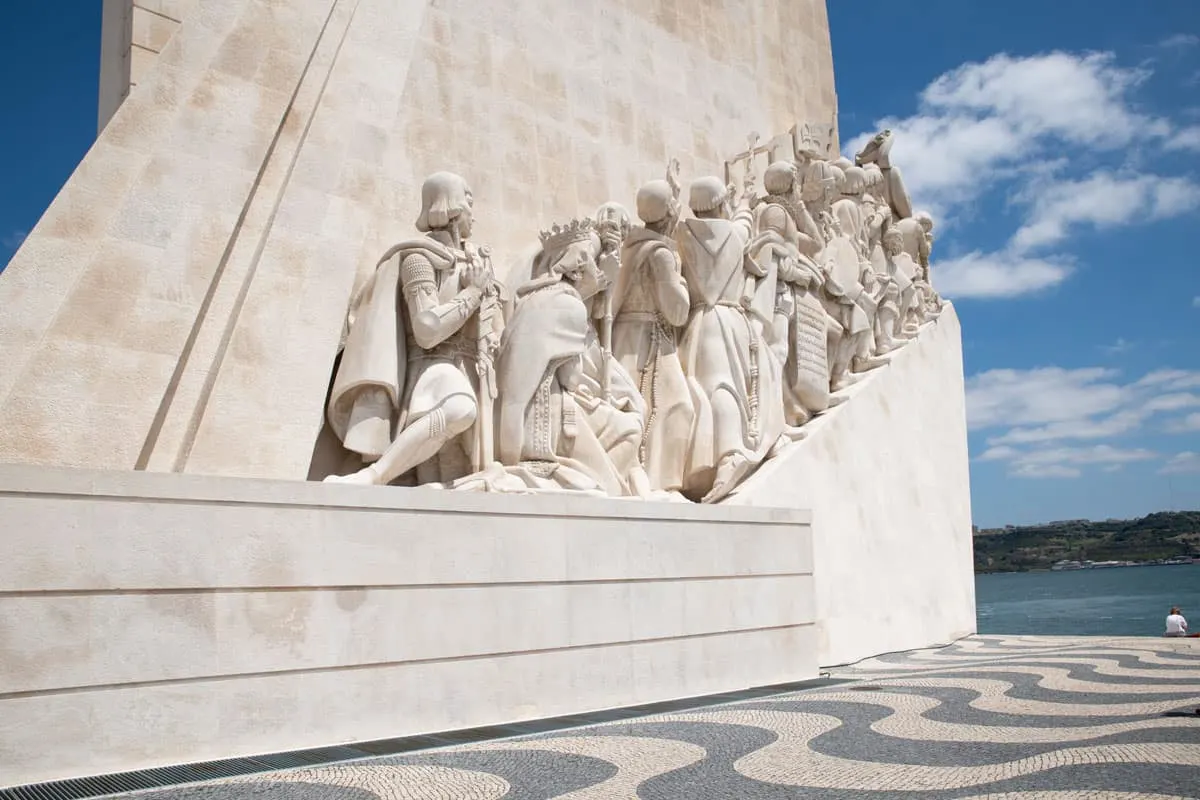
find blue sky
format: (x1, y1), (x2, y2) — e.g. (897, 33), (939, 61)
(830, 0), (1200, 526)
(1, 2), (1197, 526)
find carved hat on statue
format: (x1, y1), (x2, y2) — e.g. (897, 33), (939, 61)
(825, 165), (845, 205)
(635, 180), (680, 225)
(840, 165), (868, 197)
(800, 160), (838, 203)
(762, 161), (799, 196)
(862, 162), (885, 191)
(688, 176), (729, 215)
(416, 171), (474, 233)
(831, 156), (854, 173)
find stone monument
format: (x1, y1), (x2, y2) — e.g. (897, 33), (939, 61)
(0, 0), (974, 789)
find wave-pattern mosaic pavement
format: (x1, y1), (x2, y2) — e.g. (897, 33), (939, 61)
(122, 636), (1200, 799)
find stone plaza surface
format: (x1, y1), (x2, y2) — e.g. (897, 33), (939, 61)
(56, 635), (1197, 799)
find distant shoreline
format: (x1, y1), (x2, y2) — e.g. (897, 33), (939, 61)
(973, 510), (1199, 574)
(977, 560), (1197, 576)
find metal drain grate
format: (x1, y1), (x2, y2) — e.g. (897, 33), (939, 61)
(850, 684), (884, 691)
(0, 675), (852, 800)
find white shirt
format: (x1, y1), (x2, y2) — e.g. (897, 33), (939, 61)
(1166, 613), (1188, 635)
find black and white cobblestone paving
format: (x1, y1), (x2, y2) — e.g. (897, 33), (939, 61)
(120, 636), (1200, 799)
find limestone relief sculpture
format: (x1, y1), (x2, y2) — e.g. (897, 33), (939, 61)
(318, 129), (943, 503)
(674, 175), (785, 503)
(611, 162), (695, 496)
(450, 217), (653, 497)
(323, 171), (503, 487)
(748, 161), (830, 427)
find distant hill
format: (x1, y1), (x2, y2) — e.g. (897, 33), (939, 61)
(973, 511), (1200, 573)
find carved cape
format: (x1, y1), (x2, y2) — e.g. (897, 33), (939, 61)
(326, 237), (457, 460)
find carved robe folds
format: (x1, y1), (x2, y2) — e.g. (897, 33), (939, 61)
(749, 200), (829, 425)
(675, 211), (784, 502)
(449, 226), (650, 498)
(612, 228), (694, 493)
(327, 237), (497, 484)
(483, 281), (644, 496)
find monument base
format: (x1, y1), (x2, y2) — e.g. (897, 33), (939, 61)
(727, 303), (977, 667)
(0, 467), (815, 788)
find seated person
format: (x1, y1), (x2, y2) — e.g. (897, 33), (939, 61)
(1165, 607), (1189, 637)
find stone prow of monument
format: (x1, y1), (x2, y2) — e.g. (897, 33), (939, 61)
(727, 303), (976, 667)
(0, 0), (974, 790)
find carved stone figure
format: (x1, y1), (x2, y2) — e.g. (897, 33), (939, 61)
(324, 172), (503, 486)
(874, 227), (918, 349)
(612, 168), (695, 494)
(452, 219), (651, 497)
(860, 163), (892, 259)
(914, 210), (935, 280)
(805, 160), (878, 392)
(854, 129), (914, 221)
(675, 176), (784, 503)
(889, 215), (931, 274)
(750, 161), (830, 426)
(316, 126), (945, 503)
(831, 164), (871, 258)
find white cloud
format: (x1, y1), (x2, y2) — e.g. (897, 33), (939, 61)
(1167, 412), (1200, 433)
(968, 366), (1200, 478)
(1014, 464), (1081, 479)
(1138, 369), (1200, 390)
(967, 367), (1127, 430)
(1160, 452), (1200, 475)
(933, 251), (1072, 298)
(844, 53), (1177, 210)
(1010, 172), (1200, 253)
(988, 444), (1158, 479)
(987, 409), (1147, 446)
(844, 51), (1200, 300)
(1159, 34), (1200, 50)
(1146, 393), (1200, 413)
(1166, 126), (1200, 152)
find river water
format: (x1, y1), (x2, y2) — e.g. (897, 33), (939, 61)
(975, 564), (1200, 636)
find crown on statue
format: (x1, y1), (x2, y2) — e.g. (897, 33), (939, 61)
(539, 217), (595, 252)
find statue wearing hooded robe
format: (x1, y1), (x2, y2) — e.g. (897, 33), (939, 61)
(675, 176), (785, 503)
(322, 171), (503, 486)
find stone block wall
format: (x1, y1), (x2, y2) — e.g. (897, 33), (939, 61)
(0, 466), (816, 787)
